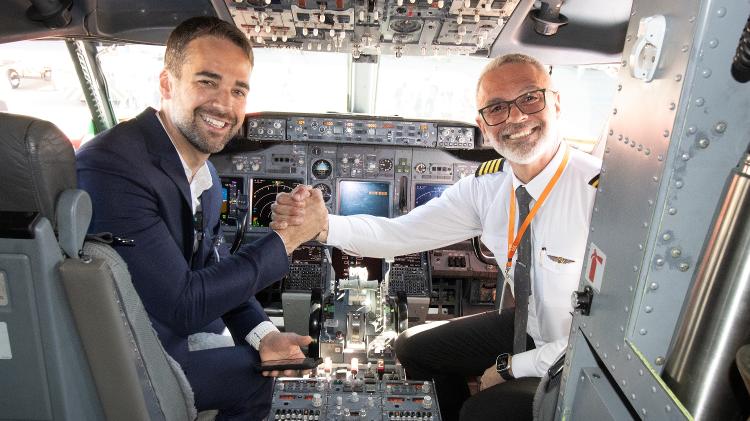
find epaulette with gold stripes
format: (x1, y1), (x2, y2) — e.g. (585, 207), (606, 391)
(588, 174), (601, 188)
(475, 158), (505, 177)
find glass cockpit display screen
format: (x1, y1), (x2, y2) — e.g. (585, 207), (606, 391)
(337, 180), (390, 217)
(414, 183), (450, 208)
(251, 178), (303, 227)
(220, 177), (244, 224)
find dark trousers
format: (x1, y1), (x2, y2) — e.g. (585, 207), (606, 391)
(394, 310), (540, 421)
(184, 345), (273, 421)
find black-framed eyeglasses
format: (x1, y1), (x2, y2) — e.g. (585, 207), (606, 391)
(478, 88), (554, 126)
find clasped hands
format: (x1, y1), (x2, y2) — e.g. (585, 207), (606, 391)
(271, 185), (330, 254)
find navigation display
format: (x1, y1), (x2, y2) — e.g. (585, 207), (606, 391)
(251, 178), (303, 227)
(338, 180), (390, 217)
(414, 183), (450, 208)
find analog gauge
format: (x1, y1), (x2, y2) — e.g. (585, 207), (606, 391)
(414, 162), (427, 174)
(311, 159), (332, 179)
(378, 159), (394, 172)
(313, 183), (332, 203)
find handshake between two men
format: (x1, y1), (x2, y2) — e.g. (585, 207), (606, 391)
(271, 185), (331, 253)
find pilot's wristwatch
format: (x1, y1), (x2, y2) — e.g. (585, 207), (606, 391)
(496, 353), (514, 380)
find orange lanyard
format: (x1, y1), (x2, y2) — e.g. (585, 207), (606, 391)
(506, 147), (570, 274)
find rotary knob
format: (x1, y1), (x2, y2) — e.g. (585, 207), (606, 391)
(571, 286), (594, 316)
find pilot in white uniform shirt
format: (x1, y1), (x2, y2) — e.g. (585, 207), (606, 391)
(325, 141), (601, 378)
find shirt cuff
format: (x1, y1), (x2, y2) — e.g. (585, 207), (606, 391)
(325, 214), (343, 246)
(510, 349), (541, 378)
(245, 321), (280, 350)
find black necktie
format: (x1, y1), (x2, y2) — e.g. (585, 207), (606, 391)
(513, 186), (533, 354)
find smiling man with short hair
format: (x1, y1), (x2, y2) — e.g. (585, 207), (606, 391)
(77, 17), (327, 421)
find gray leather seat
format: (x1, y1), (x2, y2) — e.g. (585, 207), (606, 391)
(0, 112), (197, 420)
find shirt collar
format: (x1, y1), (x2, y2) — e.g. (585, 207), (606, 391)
(510, 140), (568, 200)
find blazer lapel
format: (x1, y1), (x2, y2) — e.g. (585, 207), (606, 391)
(137, 108), (192, 209)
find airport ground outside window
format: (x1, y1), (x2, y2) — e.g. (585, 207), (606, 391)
(97, 45), (350, 123)
(0, 40), (91, 149)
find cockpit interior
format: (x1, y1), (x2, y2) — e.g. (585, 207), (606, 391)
(1, 0), (750, 420)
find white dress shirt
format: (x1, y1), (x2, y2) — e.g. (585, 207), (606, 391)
(326, 142), (601, 377)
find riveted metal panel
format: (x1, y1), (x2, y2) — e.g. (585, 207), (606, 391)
(559, 0), (750, 418)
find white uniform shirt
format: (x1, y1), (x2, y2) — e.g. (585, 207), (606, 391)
(327, 142), (601, 377)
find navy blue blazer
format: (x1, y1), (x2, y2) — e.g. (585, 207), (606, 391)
(77, 108), (289, 363)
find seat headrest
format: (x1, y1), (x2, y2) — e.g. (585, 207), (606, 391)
(0, 112), (77, 230)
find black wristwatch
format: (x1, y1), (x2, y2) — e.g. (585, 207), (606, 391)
(496, 353), (514, 380)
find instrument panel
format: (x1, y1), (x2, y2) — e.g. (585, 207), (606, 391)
(211, 111), (497, 305)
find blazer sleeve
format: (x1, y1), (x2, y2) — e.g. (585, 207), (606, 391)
(77, 146), (289, 337)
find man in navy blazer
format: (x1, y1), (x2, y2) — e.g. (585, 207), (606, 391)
(77, 17), (327, 421)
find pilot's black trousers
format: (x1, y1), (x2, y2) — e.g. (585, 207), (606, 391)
(183, 344), (273, 421)
(394, 310), (540, 421)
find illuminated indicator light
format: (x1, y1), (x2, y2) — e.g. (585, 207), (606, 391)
(302, 27), (308, 36)
(323, 121), (335, 126)
(313, 27), (319, 36)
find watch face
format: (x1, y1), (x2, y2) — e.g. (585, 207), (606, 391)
(496, 353), (510, 372)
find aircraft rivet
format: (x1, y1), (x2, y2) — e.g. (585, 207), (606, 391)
(668, 207), (677, 215)
(596, 342), (600, 348)
(679, 262), (690, 271)
(627, 353), (632, 360)
(622, 379), (627, 387)
(714, 121), (727, 133)
(702, 68), (712, 78)
(663, 130), (670, 137)
(618, 134), (623, 140)
(639, 369), (644, 376)
(633, 265), (639, 272)
(617, 84), (622, 91)
(655, 357), (665, 365)
(650, 282), (658, 290)
(625, 306), (630, 313)
(609, 129), (614, 135)
(698, 138), (710, 148)
(658, 154), (664, 161)
(656, 258), (665, 266)
(626, 35), (632, 42)
(708, 39), (718, 48)
(639, 328), (647, 335)
(688, 124), (698, 132)
(670, 248), (681, 257)
(638, 243), (643, 250)
(662, 232), (672, 241)
(645, 148), (651, 155)
(648, 199), (654, 206)
(621, 326), (626, 333)
(675, 74), (682, 81)
(613, 108), (618, 115)
(669, 102), (676, 110)
(611, 365), (616, 371)
(603, 352), (607, 359)
(645, 305), (653, 313)
(653, 176), (658, 182)
(681, 44), (689, 52)
(681, 153), (690, 161)
(666, 405), (672, 412)
(642, 408), (648, 416)
(716, 7), (726, 17)
(675, 180), (684, 188)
